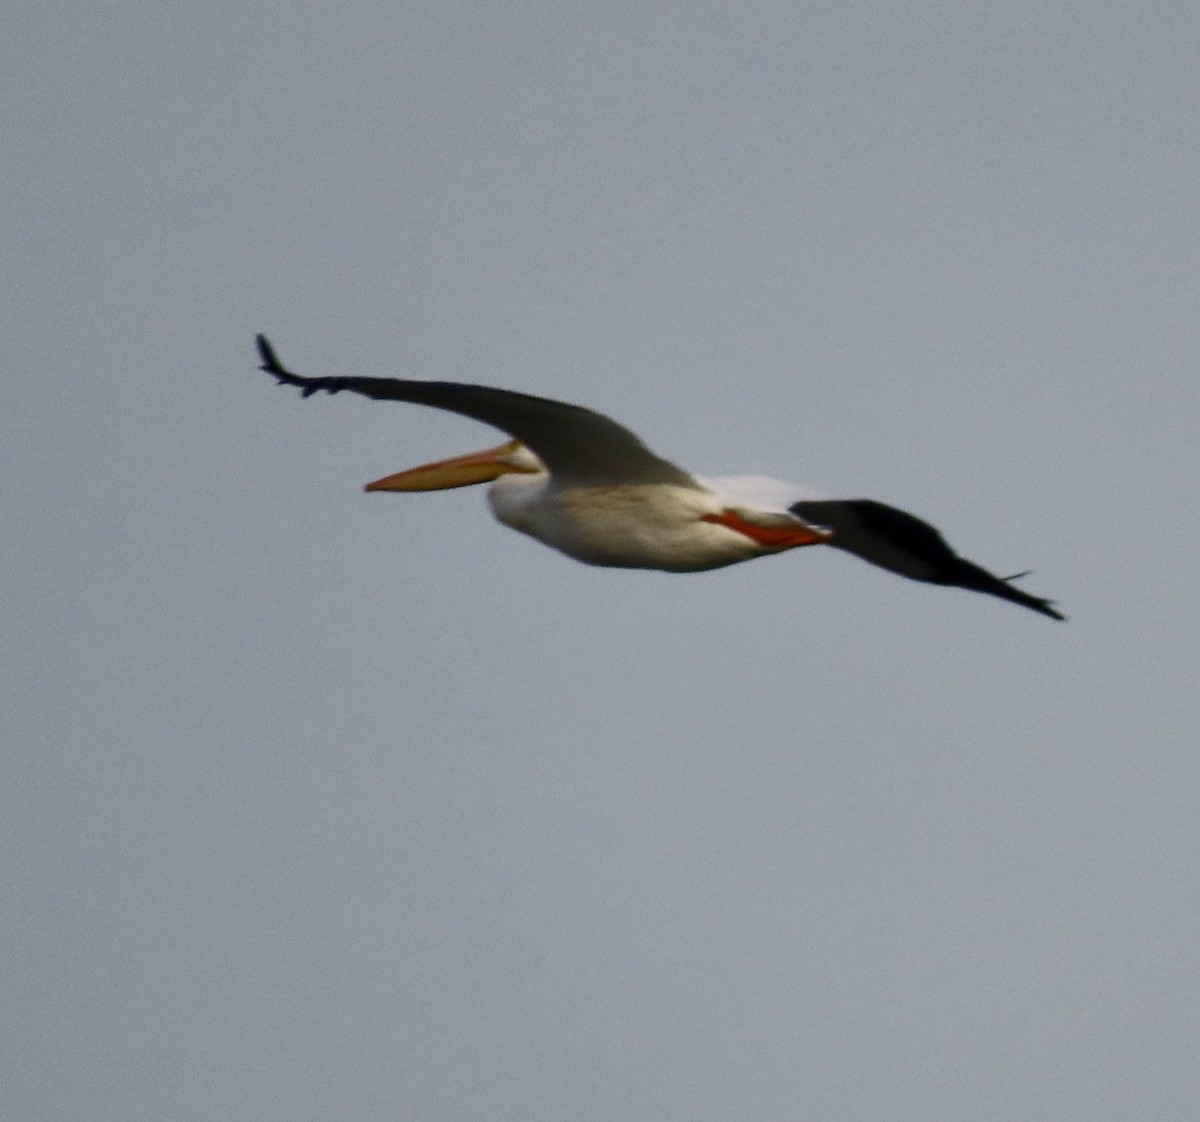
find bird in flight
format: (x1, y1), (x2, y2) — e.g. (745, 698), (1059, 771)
(255, 335), (1063, 620)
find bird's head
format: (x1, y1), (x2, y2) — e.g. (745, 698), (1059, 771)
(363, 439), (544, 492)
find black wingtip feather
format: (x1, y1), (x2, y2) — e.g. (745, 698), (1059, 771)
(255, 334), (332, 396)
(1003, 575), (1066, 621)
(946, 559), (1066, 621)
(255, 333), (283, 376)
(989, 570), (1066, 621)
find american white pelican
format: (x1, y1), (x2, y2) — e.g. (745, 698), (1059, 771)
(255, 335), (1064, 620)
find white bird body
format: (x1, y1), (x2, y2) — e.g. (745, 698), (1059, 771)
(488, 473), (794, 572)
(255, 335), (1064, 619)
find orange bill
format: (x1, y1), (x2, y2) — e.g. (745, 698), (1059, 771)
(364, 439), (534, 492)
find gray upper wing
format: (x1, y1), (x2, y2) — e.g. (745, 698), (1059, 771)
(256, 335), (697, 488)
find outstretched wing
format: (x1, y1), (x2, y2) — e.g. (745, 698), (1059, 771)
(791, 498), (1065, 620)
(256, 335), (698, 489)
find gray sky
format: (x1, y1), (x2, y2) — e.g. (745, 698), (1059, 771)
(6, 2), (1199, 1119)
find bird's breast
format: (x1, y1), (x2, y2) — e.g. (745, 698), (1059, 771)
(487, 479), (763, 572)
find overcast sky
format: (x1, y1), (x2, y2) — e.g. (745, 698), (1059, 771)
(6, 3), (1199, 1119)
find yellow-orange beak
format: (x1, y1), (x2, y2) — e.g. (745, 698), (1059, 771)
(364, 439), (535, 492)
